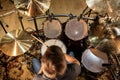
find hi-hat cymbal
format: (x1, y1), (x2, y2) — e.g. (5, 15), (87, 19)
(14, 0), (51, 16)
(86, 0), (120, 16)
(0, 29), (34, 56)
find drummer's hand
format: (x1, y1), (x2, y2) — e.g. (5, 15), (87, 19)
(64, 54), (80, 65)
(38, 66), (43, 74)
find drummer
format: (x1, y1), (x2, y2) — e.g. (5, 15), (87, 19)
(32, 45), (81, 80)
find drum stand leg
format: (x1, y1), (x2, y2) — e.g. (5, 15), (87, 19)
(0, 20), (7, 33)
(18, 15), (25, 31)
(33, 17), (39, 35)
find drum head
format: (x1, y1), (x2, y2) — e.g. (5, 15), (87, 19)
(41, 39), (66, 56)
(65, 18), (88, 41)
(43, 20), (62, 38)
(81, 48), (108, 73)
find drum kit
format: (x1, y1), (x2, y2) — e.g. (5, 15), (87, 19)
(0, 0), (120, 80)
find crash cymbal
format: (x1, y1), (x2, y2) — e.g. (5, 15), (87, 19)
(0, 29), (34, 56)
(96, 38), (120, 55)
(85, 0), (120, 16)
(14, 0), (51, 16)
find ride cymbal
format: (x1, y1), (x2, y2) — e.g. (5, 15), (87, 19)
(0, 29), (34, 56)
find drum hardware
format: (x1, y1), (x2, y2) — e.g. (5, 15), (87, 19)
(27, 13), (76, 21)
(113, 54), (120, 66)
(33, 17), (40, 34)
(77, 6), (88, 21)
(85, 9), (92, 23)
(0, 20), (7, 33)
(103, 54), (120, 80)
(17, 11), (25, 30)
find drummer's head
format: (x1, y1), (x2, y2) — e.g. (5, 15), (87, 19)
(41, 45), (66, 79)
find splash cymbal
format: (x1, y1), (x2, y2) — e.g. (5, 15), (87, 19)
(0, 29), (34, 56)
(85, 0), (120, 16)
(14, 0), (51, 16)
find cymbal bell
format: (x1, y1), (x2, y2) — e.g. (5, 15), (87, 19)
(0, 29), (34, 56)
(14, 0), (51, 16)
(86, 0), (120, 16)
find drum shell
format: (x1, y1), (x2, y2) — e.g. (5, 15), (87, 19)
(81, 48), (108, 73)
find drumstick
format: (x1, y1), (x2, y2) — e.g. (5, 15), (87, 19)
(31, 34), (48, 47)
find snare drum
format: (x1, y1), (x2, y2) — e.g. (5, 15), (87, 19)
(43, 19), (62, 39)
(41, 39), (66, 56)
(81, 48), (108, 73)
(65, 18), (88, 41)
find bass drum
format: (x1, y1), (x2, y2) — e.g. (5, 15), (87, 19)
(41, 39), (66, 56)
(65, 18), (88, 41)
(81, 48), (108, 73)
(43, 19), (62, 39)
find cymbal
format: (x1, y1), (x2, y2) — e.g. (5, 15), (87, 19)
(85, 0), (120, 16)
(0, 29), (34, 56)
(96, 38), (120, 55)
(14, 0), (51, 16)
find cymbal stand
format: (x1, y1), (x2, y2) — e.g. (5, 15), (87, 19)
(78, 6), (88, 21)
(17, 12), (25, 31)
(105, 54), (120, 80)
(33, 17), (39, 35)
(0, 20), (7, 33)
(18, 15), (25, 31)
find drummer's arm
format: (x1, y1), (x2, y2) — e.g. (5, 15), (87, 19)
(64, 54), (80, 65)
(38, 63), (44, 74)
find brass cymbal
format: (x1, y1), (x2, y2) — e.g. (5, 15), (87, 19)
(86, 0), (120, 16)
(96, 38), (120, 55)
(0, 29), (34, 56)
(14, 0), (51, 16)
